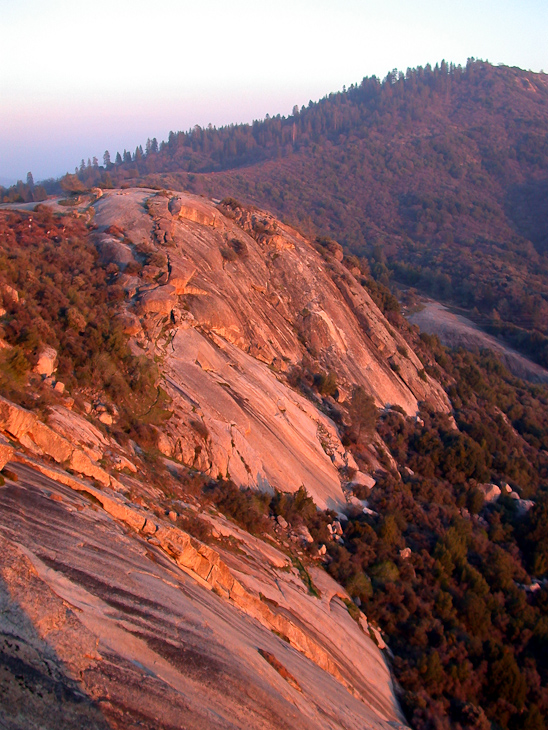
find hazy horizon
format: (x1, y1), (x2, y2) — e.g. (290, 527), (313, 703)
(2, 0), (547, 184)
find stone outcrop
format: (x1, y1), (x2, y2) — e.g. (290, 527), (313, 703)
(0, 459), (407, 730)
(33, 345), (58, 376)
(0, 396), (113, 487)
(6, 457), (404, 724)
(0, 435), (14, 470)
(92, 188), (451, 509)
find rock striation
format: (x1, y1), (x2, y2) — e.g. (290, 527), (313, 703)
(91, 188), (450, 508)
(0, 457), (408, 730)
(0, 188), (440, 729)
(0, 396), (117, 488)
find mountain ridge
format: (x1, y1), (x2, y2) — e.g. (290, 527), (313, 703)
(48, 59), (548, 370)
(3, 60), (548, 730)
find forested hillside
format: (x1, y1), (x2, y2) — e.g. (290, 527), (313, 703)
(23, 59), (546, 368)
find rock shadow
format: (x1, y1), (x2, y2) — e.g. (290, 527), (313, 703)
(505, 176), (548, 255)
(0, 574), (112, 730)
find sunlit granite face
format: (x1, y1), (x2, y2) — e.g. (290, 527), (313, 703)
(0, 462), (407, 730)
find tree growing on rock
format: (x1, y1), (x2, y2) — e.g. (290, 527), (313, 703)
(349, 386), (377, 440)
(60, 173), (85, 195)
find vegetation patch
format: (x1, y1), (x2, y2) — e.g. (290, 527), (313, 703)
(0, 208), (171, 444)
(291, 556), (320, 598)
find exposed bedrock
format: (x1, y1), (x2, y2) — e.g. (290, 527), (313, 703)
(92, 189), (450, 507)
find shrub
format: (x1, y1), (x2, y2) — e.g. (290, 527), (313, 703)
(349, 386), (377, 439)
(229, 238), (248, 257)
(220, 245), (237, 262)
(314, 370), (338, 397)
(205, 480), (272, 535)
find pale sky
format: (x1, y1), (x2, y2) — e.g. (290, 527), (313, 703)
(1, 0), (547, 183)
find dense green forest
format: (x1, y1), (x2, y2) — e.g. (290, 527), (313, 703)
(8, 59), (545, 367)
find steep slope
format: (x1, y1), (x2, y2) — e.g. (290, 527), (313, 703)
(0, 459), (407, 730)
(69, 61), (548, 370)
(2, 189), (548, 730)
(92, 188), (448, 509)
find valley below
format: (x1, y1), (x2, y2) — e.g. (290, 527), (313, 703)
(407, 300), (548, 384)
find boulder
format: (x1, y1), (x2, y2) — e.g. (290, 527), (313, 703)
(113, 454), (137, 473)
(1, 284), (18, 305)
(138, 284), (177, 315)
(479, 483), (501, 502)
(348, 471), (376, 490)
(168, 197), (182, 216)
(332, 520), (343, 536)
(96, 235), (136, 270)
(69, 449), (110, 487)
(169, 260), (197, 294)
(34, 346), (58, 377)
(119, 274), (142, 298)
(345, 495), (367, 516)
(114, 311), (143, 336)
(298, 525), (314, 544)
(155, 218), (174, 245)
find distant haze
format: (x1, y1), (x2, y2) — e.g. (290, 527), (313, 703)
(1, 0), (547, 182)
